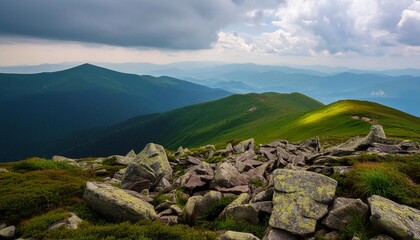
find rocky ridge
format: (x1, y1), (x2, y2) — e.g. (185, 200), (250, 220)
(34, 125), (420, 240)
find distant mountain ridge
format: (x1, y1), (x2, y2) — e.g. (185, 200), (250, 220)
(0, 64), (230, 162)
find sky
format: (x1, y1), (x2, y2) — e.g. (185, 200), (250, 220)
(0, 0), (420, 69)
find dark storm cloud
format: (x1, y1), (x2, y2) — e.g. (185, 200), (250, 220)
(0, 0), (238, 49)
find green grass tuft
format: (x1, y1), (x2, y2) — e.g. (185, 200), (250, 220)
(18, 208), (68, 238)
(12, 157), (75, 172)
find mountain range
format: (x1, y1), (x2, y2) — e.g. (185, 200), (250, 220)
(2, 62), (418, 116)
(0, 64), (230, 162)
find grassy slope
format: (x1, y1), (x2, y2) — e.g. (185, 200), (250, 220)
(58, 93), (420, 158)
(57, 92), (323, 156)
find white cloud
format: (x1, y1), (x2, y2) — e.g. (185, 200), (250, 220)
(217, 0), (420, 57)
(371, 90), (385, 96)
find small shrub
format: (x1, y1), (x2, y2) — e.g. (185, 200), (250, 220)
(249, 179), (265, 188)
(12, 157), (75, 172)
(18, 209), (68, 238)
(152, 194), (173, 207)
(198, 196), (236, 221)
(175, 189), (189, 208)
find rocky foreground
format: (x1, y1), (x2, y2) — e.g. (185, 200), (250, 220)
(3, 125), (419, 240)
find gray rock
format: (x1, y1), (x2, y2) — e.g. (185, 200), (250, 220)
(264, 228), (298, 240)
(269, 169), (337, 236)
(0, 226), (15, 238)
(220, 204), (259, 224)
(219, 231), (260, 240)
(126, 150), (137, 158)
(250, 201), (273, 214)
(368, 195), (420, 240)
(184, 174), (207, 189)
(121, 143), (172, 192)
(52, 155), (79, 166)
(182, 196), (203, 224)
(234, 139), (255, 153)
(214, 162), (247, 188)
(48, 212), (83, 230)
(159, 215), (178, 225)
(251, 187), (274, 203)
(0, 168), (9, 173)
(83, 182), (157, 222)
(324, 197), (369, 230)
(369, 234), (394, 240)
(182, 191), (222, 224)
(215, 185), (250, 194)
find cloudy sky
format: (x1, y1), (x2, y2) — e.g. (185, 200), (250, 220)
(0, 0), (419, 68)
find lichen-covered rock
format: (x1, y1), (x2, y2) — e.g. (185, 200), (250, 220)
(219, 230), (260, 240)
(121, 143), (172, 191)
(182, 196), (203, 224)
(323, 197), (369, 230)
(234, 139), (255, 153)
(368, 195), (420, 240)
(136, 143), (172, 178)
(269, 169), (337, 236)
(83, 182), (157, 222)
(220, 204), (259, 224)
(264, 228), (298, 240)
(181, 191), (222, 224)
(48, 212), (83, 230)
(214, 162), (247, 188)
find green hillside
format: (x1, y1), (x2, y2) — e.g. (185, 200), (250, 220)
(55, 93), (420, 158)
(0, 64), (230, 162)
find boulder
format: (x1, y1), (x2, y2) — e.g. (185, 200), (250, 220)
(369, 234), (394, 240)
(214, 162), (247, 188)
(219, 231), (260, 240)
(126, 150), (137, 158)
(368, 195), (420, 240)
(269, 169), (337, 236)
(182, 191), (222, 224)
(83, 182), (157, 222)
(52, 155), (79, 166)
(264, 228), (298, 240)
(48, 212), (83, 230)
(250, 201), (273, 214)
(182, 196), (203, 224)
(185, 174), (207, 190)
(121, 143), (172, 192)
(0, 226), (15, 239)
(0, 168), (9, 173)
(251, 187), (274, 203)
(220, 203), (259, 224)
(234, 139), (255, 153)
(323, 197), (369, 230)
(159, 215), (178, 225)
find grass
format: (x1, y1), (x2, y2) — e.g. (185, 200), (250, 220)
(201, 217), (268, 239)
(0, 167), (91, 223)
(197, 196), (236, 221)
(38, 221), (217, 240)
(18, 208), (68, 238)
(334, 160), (420, 208)
(337, 211), (381, 240)
(204, 155), (224, 164)
(175, 189), (189, 208)
(12, 157), (75, 172)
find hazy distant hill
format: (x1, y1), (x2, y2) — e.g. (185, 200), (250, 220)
(53, 92), (420, 158)
(0, 64), (230, 162)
